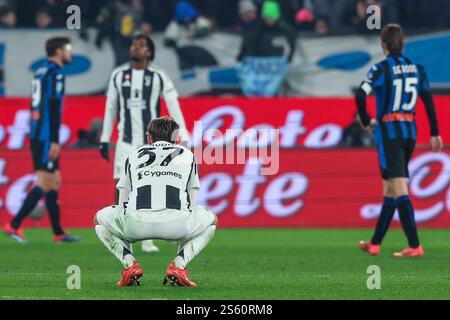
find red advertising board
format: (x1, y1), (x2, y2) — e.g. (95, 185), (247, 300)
(0, 97), (449, 228)
(1, 96), (449, 150)
(0, 148), (449, 228)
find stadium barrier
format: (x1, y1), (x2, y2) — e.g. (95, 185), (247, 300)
(0, 97), (449, 228)
(2, 30), (450, 97)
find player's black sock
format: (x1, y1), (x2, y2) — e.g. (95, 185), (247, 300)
(396, 195), (420, 248)
(45, 190), (65, 236)
(177, 248), (185, 259)
(371, 197), (396, 245)
(123, 246), (132, 259)
(11, 186), (44, 229)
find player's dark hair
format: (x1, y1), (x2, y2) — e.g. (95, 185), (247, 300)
(132, 34), (155, 61)
(147, 116), (179, 143)
(381, 24), (405, 55)
(46, 37), (70, 57)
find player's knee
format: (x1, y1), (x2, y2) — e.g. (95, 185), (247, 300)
(36, 179), (50, 193)
(37, 183), (51, 193)
(201, 206), (218, 226)
(54, 179), (61, 190)
(93, 211), (103, 226)
(391, 179), (408, 198)
(393, 190), (409, 199)
(382, 181), (390, 196)
(212, 214), (218, 226)
(52, 175), (62, 190)
(94, 206), (115, 227)
(384, 186), (394, 198)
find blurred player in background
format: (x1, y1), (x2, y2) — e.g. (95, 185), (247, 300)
(99, 34), (190, 254)
(94, 117), (217, 287)
(356, 24), (443, 257)
(3, 37), (80, 243)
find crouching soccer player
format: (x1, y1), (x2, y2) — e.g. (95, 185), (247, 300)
(99, 34), (191, 254)
(94, 117), (217, 286)
(356, 24), (443, 257)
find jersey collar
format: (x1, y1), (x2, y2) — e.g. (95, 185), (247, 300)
(151, 141), (175, 147)
(46, 60), (61, 69)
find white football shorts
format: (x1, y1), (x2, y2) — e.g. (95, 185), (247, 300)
(113, 140), (136, 180)
(95, 204), (216, 244)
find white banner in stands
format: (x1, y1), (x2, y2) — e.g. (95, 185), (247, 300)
(1, 30), (449, 97)
(150, 31), (450, 97)
(0, 29), (115, 96)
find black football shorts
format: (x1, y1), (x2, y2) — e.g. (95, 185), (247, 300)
(30, 139), (59, 173)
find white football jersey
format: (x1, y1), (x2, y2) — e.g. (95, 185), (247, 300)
(100, 63), (182, 147)
(116, 141), (200, 213)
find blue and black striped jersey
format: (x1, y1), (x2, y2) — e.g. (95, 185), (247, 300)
(361, 54), (430, 120)
(356, 54), (439, 139)
(30, 60), (64, 143)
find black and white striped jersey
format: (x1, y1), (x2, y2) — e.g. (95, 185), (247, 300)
(100, 63), (187, 147)
(117, 141), (200, 213)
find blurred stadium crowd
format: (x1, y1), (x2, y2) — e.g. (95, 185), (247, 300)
(2, 0), (449, 67)
(1, 0), (450, 34)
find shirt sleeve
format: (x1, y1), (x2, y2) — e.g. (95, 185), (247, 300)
(48, 72), (64, 143)
(158, 70), (189, 143)
(360, 64), (384, 95)
(355, 64), (384, 127)
(418, 65), (440, 136)
(50, 72), (65, 100)
(116, 157), (132, 191)
(418, 65), (432, 95)
(187, 156), (200, 190)
(159, 69), (179, 100)
(100, 70), (120, 143)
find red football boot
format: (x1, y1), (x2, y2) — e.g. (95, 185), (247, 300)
(4, 223), (27, 244)
(359, 240), (380, 256)
(117, 260), (143, 286)
(53, 234), (80, 243)
(163, 261), (197, 287)
(393, 246), (424, 258)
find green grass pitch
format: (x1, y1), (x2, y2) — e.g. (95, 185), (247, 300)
(1, 228), (450, 300)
